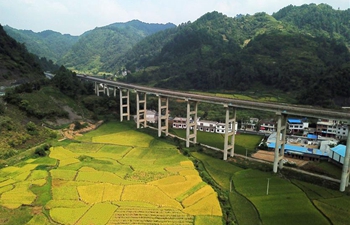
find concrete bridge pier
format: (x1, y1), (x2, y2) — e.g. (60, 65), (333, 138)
(113, 87), (117, 97)
(119, 88), (130, 121)
(340, 128), (350, 191)
(186, 100), (198, 148)
(273, 112), (288, 173)
(223, 105), (236, 160)
(158, 96), (169, 137)
(105, 85), (110, 97)
(136, 91), (147, 128)
(94, 82), (105, 96)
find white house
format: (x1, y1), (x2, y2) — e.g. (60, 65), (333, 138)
(287, 118), (309, 134)
(197, 120), (217, 132)
(216, 122), (238, 134)
(259, 120), (276, 133)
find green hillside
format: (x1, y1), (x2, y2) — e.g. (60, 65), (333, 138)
(0, 24), (44, 86)
(120, 4), (350, 107)
(58, 20), (175, 74)
(4, 21), (175, 74)
(4, 4), (350, 107)
(3, 26), (78, 63)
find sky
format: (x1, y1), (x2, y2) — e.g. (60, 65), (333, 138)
(0, 0), (349, 36)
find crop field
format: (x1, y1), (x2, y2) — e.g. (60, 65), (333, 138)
(193, 151), (350, 225)
(171, 129), (262, 155)
(0, 121), (222, 224)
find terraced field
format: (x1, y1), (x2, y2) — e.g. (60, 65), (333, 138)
(0, 121), (223, 224)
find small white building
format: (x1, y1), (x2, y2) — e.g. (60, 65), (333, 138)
(216, 122), (238, 134)
(145, 110), (158, 123)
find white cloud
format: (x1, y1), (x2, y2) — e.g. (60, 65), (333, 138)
(0, 0), (348, 35)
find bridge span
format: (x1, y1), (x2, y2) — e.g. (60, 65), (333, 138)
(77, 74), (350, 192)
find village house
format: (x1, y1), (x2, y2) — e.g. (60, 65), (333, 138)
(287, 118), (309, 134)
(216, 122), (238, 134)
(316, 119), (337, 138)
(241, 118), (259, 131)
(197, 120), (217, 132)
(172, 117), (191, 129)
(336, 123), (349, 140)
(145, 110), (158, 123)
(259, 119), (276, 133)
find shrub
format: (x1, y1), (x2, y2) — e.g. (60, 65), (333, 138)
(26, 121), (38, 135)
(35, 147), (46, 157)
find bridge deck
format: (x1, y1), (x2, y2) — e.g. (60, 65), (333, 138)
(78, 75), (350, 121)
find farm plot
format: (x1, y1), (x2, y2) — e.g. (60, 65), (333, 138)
(233, 169), (330, 225)
(0, 162), (48, 210)
(108, 207), (194, 225)
(92, 130), (154, 147)
(293, 180), (350, 225)
(0, 121), (223, 224)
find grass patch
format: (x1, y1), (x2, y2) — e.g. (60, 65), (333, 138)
(0, 206), (32, 225)
(171, 129), (262, 155)
(229, 191), (261, 225)
(30, 174), (52, 206)
(195, 215), (223, 225)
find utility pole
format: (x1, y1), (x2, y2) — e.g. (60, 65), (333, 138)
(266, 178), (270, 195)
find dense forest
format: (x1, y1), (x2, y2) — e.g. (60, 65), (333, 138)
(0, 24), (45, 85)
(3, 3), (350, 107)
(120, 4), (350, 107)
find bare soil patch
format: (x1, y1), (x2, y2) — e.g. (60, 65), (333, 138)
(252, 150), (308, 167)
(61, 120), (103, 140)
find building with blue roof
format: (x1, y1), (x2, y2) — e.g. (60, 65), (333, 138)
(268, 142), (328, 161)
(287, 118), (309, 135)
(330, 144), (346, 164)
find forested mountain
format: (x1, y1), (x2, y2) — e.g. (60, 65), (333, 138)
(273, 4), (350, 46)
(4, 20), (175, 74)
(3, 26), (78, 62)
(58, 20), (175, 73)
(120, 4), (350, 107)
(3, 4), (350, 107)
(0, 24), (44, 86)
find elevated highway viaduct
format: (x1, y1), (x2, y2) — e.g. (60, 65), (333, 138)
(77, 74), (350, 191)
